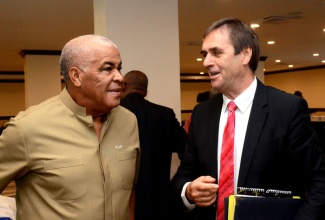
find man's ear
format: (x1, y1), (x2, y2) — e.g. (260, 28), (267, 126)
(242, 47), (252, 66)
(69, 67), (82, 87)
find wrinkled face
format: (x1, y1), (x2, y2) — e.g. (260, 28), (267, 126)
(77, 43), (123, 116)
(201, 27), (244, 95)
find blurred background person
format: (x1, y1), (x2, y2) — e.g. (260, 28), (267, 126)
(121, 70), (187, 220)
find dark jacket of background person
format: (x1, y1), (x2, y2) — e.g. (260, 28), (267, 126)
(294, 90), (310, 113)
(120, 70), (187, 220)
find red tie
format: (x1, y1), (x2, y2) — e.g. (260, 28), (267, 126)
(217, 101), (237, 220)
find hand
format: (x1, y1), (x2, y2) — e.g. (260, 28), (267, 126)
(185, 176), (218, 207)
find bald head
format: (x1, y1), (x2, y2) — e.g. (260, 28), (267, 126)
(122, 70), (148, 98)
(60, 34), (117, 83)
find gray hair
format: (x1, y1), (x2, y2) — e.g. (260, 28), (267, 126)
(59, 34), (117, 83)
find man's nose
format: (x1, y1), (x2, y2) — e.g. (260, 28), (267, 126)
(203, 54), (212, 68)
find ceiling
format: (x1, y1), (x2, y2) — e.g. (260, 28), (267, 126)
(0, 0), (324, 75)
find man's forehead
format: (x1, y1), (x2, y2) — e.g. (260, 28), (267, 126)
(202, 29), (231, 48)
(93, 45), (121, 63)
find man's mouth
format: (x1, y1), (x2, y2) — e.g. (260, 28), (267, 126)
(108, 88), (121, 92)
(209, 71), (220, 76)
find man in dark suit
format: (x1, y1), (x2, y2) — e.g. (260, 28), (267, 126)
(120, 70), (187, 220)
(172, 17), (325, 220)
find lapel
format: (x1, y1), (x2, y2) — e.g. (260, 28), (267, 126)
(207, 95), (223, 178)
(237, 79), (268, 186)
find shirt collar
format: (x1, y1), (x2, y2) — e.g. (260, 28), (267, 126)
(60, 87), (88, 116)
(222, 77), (257, 113)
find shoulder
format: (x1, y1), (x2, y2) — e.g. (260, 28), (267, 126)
(261, 83), (300, 105)
(113, 105), (137, 121)
(255, 82), (307, 116)
(15, 95), (61, 122)
(149, 101), (174, 114)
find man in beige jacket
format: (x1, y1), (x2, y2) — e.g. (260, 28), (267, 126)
(0, 35), (140, 220)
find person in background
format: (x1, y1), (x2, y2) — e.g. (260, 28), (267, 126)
(0, 35), (140, 220)
(183, 89), (218, 133)
(172, 17), (325, 220)
(294, 90), (310, 113)
(120, 70), (187, 220)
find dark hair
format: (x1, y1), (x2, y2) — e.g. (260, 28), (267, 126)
(203, 17), (260, 72)
(196, 91), (210, 103)
(294, 90), (303, 97)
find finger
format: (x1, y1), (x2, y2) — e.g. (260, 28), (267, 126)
(186, 177), (218, 202)
(196, 195), (217, 207)
(198, 176), (216, 184)
(196, 181), (219, 192)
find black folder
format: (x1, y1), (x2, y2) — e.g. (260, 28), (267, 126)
(225, 196), (303, 220)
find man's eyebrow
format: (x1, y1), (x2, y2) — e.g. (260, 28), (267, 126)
(102, 61), (122, 67)
(102, 61), (115, 66)
(201, 47), (222, 55)
(200, 50), (207, 55)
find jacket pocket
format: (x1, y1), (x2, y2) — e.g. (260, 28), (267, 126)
(43, 157), (86, 200)
(116, 149), (138, 189)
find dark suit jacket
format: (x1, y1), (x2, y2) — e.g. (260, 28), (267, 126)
(172, 79), (325, 220)
(120, 93), (187, 220)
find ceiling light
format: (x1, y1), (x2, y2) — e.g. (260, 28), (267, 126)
(196, 58), (203, 61)
(250, 23), (260, 28)
(288, 65), (293, 68)
(267, 41), (275, 45)
(313, 53), (319, 56)
(323, 28), (325, 32)
(275, 59), (281, 63)
(199, 72), (204, 75)
(322, 60), (325, 63)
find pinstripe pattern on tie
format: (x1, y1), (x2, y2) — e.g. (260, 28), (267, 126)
(217, 101), (237, 220)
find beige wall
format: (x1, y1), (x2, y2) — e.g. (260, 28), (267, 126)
(0, 83), (25, 126)
(0, 83), (25, 116)
(265, 68), (325, 108)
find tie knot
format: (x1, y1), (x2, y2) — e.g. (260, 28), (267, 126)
(227, 101), (237, 112)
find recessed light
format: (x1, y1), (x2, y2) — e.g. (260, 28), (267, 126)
(250, 23), (260, 28)
(197, 58), (203, 61)
(267, 41), (275, 45)
(288, 65), (293, 68)
(322, 60), (325, 63)
(275, 59), (281, 63)
(313, 53), (319, 56)
(323, 28), (325, 32)
(199, 72), (204, 75)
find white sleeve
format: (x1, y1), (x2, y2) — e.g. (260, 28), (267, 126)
(181, 182), (196, 210)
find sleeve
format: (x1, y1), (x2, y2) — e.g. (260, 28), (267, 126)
(289, 98), (325, 219)
(171, 105), (201, 199)
(183, 113), (192, 134)
(167, 109), (187, 161)
(0, 118), (29, 193)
